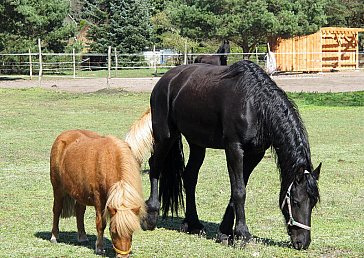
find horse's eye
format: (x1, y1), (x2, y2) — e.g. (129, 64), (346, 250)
(293, 200), (300, 207)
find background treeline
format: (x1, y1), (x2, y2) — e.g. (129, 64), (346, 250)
(0, 0), (363, 54)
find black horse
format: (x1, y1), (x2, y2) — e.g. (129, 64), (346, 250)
(194, 40), (230, 65)
(142, 60), (321, 250)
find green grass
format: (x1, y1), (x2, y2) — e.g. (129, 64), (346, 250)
(0, 88), (363, 257)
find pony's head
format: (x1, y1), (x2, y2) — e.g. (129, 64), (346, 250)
(105, 181), (146, 257)
(280, 163), (321, 250)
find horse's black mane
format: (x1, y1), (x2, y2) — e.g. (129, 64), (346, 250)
(222, 60), (319, 202)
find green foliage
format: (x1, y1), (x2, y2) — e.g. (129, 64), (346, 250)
(0, 0), (76, 53)
(83, 0), (153, 53)
(325, 0), (364, 27)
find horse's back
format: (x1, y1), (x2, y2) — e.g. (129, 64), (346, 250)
(50, 130), (136, 204)
(151, 61), (276, 148)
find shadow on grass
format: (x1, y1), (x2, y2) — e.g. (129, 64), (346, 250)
(34, 231), (115, 257)
(156, 216), (291, 249)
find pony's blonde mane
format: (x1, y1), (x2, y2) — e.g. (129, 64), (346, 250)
(104, 138), (146, 237)
(125, 108), (154, 165)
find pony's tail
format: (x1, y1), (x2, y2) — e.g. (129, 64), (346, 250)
(61, 194), (76, 218)
(159, 134), (185, 218)
(125, 108), (154, 165)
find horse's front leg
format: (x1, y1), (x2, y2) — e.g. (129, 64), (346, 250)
(181, 144), (206, 234)
(224, 143), (251, 243)
(95, 207), (106, 254)
(141, 159), (160, 230)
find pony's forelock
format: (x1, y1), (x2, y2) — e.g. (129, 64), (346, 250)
(103, 138), (146, 237)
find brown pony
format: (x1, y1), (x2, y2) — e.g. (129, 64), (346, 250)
(50, 109), (153, 257)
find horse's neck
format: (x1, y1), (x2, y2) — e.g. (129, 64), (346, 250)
(267, 106), (311, 181)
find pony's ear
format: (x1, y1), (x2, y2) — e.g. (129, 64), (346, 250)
(312, 163), (322, 181)
(107, 206), (117, 216)
(132, 206), (141, 215)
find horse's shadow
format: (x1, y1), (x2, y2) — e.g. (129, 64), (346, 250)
(35, 221), (290, 256)
(157, 216), (291, 249)
(34, 231), (115, 257)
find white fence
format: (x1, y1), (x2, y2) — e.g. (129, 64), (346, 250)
(1, 47), (363, 81)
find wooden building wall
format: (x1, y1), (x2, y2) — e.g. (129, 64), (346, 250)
(272, 27), (364, 72)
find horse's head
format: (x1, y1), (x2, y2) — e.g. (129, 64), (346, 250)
(280, 163), (321, 250)
(107, 205), (143, 257)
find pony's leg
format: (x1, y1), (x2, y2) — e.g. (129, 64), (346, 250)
(50, 191), (63, 243)
(142, 138), (176, 230)
(181, 144), (206, 234)
(75, 202), (88, 243)
(218, 151), (265, 244)
(224, 143), (251, 242)
(95, 207), (106, 254)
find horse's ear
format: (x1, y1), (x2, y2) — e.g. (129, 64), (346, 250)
(312, 163), (322, 181)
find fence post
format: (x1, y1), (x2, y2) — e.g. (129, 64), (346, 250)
(107, 46), (111, 87)
(184, 40), (187, 65)
(153, 45), (157, 75)
(28, 49), (33, 80)
(38, 39), (42, 86)
(72, 48), (76, 79)
(114, 47), (118, 76)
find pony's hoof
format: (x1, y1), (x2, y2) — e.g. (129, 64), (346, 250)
(50, 238), (58, 244)
(95, 248), (105, 255)
(78, 234), (89, 243)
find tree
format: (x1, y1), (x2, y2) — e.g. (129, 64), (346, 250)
(164, 0), (328, 54)
(0, 0), (76, 53)
(82, 0), (153, 53)
(325, 0), (364, 28)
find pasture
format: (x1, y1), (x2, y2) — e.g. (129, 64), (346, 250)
(0, 88), (363, 257)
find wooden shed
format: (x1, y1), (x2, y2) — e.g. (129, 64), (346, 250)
(271, 27), (364, 72)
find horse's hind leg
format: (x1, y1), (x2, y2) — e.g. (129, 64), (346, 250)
(75, 202), (88, 243)
(181, 143), (206, 234)
(50, 191), (63, 243)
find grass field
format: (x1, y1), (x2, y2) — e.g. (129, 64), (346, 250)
(0, 88), (363, 257)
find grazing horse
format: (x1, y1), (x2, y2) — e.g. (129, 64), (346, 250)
(194, 40), (230, 65)
(50, 111), (153, 257)
(141, 60), (321, 250)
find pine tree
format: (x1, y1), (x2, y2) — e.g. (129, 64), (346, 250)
(83, 0), (153, 53)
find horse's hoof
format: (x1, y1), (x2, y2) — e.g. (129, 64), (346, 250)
(180, 220), (205, 235)
(180, 221), (189, 233)
(50, 238), (58, 244)
(216, 230), (232, 246)
(141, 212), (159, 230)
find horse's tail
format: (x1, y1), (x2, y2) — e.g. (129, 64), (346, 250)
(159, 134), (185, 218)
(61, 194), (76, 218)
(125, 108), (154, 165)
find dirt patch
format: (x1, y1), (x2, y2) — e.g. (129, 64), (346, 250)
(1, 71), (363, 93)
